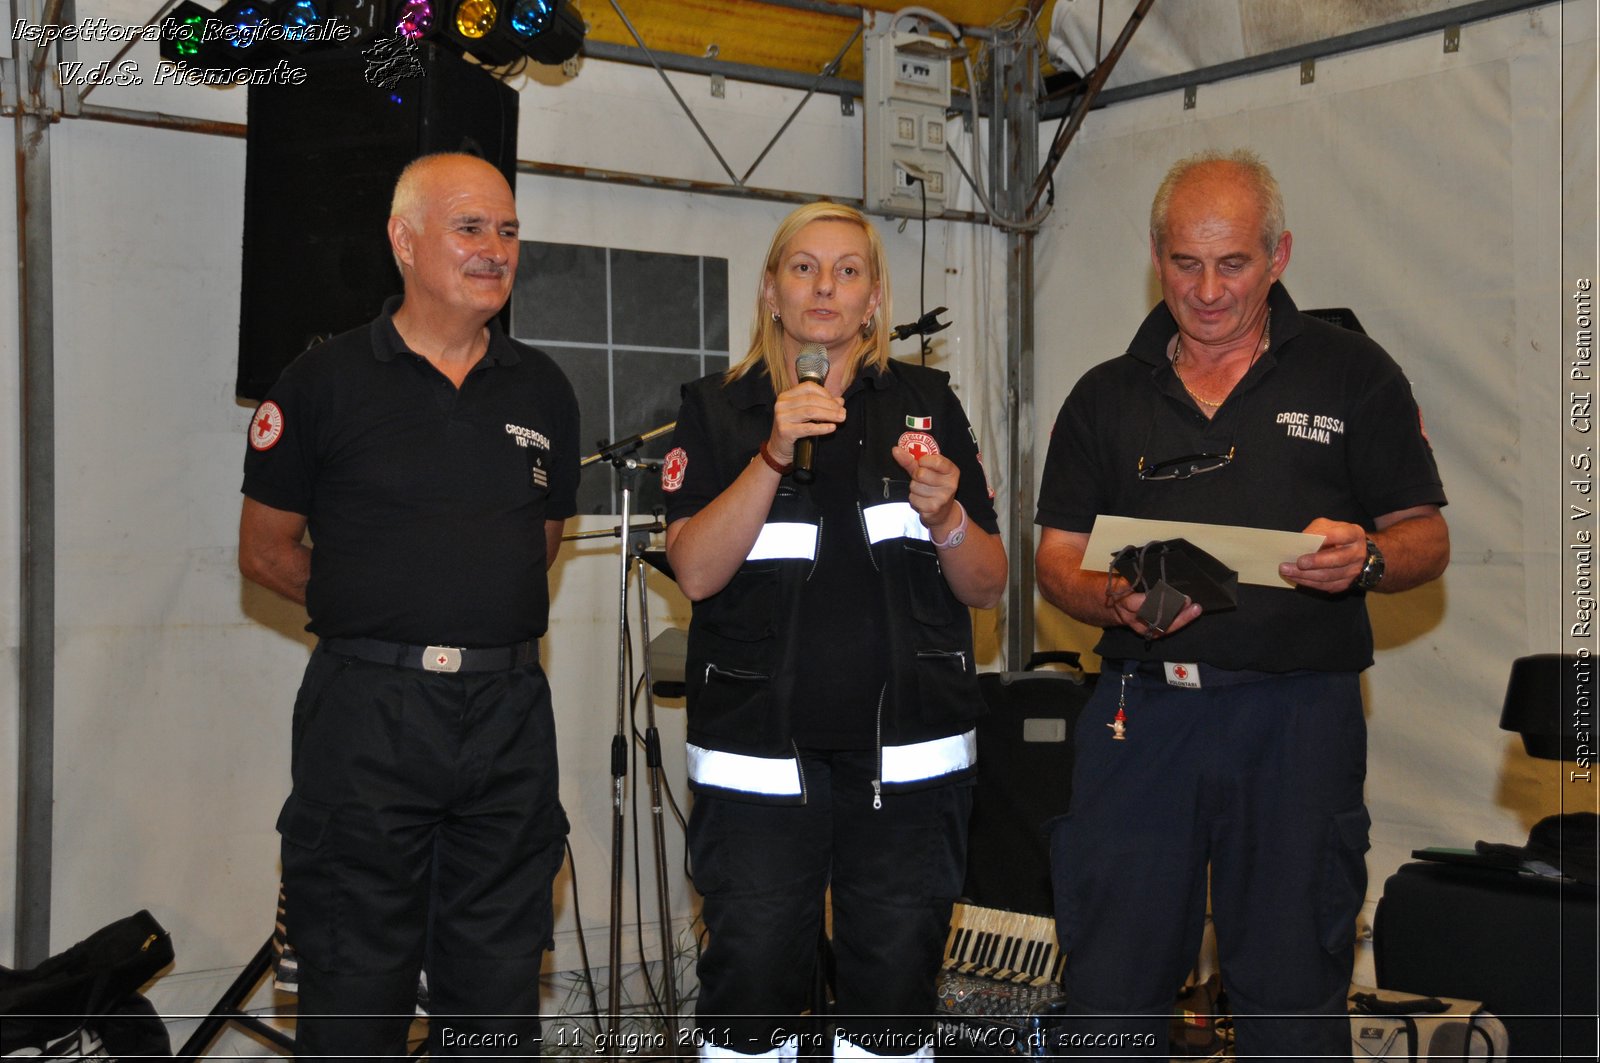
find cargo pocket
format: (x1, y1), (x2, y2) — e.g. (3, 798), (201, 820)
(528, 831), (568, 953)
(1316, 806), (1371, 953)
(275, 793), (340, 969)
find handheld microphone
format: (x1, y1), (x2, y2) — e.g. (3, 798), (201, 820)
(792, 344), (829, 485)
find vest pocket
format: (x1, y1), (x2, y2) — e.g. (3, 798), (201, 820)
(704, 663), (770, 683)
(693, 661), (776, 743)
(701, 561), (779, 642)
(902, 540), (955, 627)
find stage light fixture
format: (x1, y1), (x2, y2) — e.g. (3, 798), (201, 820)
(508, 0), (554, 37)
(159, 2), (212, 65)
(441, 0), (522, 66)
(218, 0), (272, 49)
(506, 0), (583, 64)
(268, 0), (339, 55)
(393, 1), (439, 41)
(454, 0), (498, 40)
(161, 0), (297, 71)
(276, 0), (324, 38)
(440, 0), (583, 67)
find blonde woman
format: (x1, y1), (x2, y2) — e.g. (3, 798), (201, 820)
(662, 203), (1006, 1061)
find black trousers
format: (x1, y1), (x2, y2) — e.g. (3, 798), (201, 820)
(689, 749), (972, 1058)
(277, 646), (569, 1059)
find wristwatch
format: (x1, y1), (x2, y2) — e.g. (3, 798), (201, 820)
(1355, 537), (1386, 590)
(930, 503), (968, 550)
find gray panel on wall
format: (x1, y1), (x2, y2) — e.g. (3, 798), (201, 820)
(611, 250), (702, 349)
(514, 242), (608, 344)
(513, 241), (730, 516)
(705, 259), (730, 352)
(540, 345), (611, 517)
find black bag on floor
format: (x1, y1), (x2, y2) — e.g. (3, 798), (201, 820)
(0, 909), (174, 1058)
(964, 651), (1097, 916)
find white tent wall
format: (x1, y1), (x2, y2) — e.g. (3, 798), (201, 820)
(0, 3), (993, 1032)
(1033, 0), (1597, 980)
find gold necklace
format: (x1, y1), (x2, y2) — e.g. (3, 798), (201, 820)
(1172, 319), (1271, 409)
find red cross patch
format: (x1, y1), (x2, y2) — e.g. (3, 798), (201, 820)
(249, 401), (284, 451)
(897, 431), (939, 461)
(1173, 665), (1188, 680)
(661, 447), (688, 492)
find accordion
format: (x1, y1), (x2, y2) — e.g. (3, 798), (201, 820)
(936, 902), (1067, 1056)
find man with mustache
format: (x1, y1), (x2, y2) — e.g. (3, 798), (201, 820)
(239, 153), (579, 1057)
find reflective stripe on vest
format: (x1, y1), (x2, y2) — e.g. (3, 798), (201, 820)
(686, 744), (804, 796)
(746, 521), (819, 562)
(700, 1036), (800, 1061)
(880, 729), (977, 784)
(688, 730), (977, 795)
(862, 501), (931, 545)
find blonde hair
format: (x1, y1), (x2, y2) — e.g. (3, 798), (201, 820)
(1150, 149), (1285, 255)
(727, 202), (892, 389)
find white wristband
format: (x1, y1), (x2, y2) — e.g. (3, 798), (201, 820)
(930, 502), (968, 549)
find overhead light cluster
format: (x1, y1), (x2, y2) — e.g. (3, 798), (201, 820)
(159, 0), (584, 73)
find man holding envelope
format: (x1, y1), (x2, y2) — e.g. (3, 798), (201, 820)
(1034, 150), (1448, 1058)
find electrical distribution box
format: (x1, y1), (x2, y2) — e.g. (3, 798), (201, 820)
(863, 11), (954, 217)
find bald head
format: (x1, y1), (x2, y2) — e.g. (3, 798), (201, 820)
(1150, 150), (1284, 256)
(386, 152), (520, 323)
(390, 153), (512, 230)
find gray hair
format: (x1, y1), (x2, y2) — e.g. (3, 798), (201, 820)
(389, 152), (457, 228)
(387, 152), (495, 272)
(1149, 149), (1285, 254)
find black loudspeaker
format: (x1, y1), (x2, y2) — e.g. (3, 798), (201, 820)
(963, 652), (1096, 916)
(237, 42), (519, 400)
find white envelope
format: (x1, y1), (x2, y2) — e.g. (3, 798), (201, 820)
(1083, 514), (1326, 588)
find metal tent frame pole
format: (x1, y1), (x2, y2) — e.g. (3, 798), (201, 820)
(9, 0), (60, 970)
(984, 18), (1040, 668)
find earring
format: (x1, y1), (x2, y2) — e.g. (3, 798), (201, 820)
(860, 317), (877, 338)
(771, 312), (784, 333)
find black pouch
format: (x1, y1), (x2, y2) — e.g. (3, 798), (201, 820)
(1111, 538), (1238, 633)
(0, 909), (174, 1056)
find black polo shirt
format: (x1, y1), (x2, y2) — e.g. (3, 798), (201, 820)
(242, 297), (580, 646)
(1036, 283), (1446, 672)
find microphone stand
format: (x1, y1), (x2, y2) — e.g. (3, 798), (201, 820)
(575, 424), (683, 1059)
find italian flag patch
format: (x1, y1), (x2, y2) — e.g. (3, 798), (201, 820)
(906, 415), (932, 430)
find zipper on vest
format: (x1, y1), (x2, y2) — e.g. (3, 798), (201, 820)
(793, 740), (809, 805)
(872, 684), (886, 810)
(855, 502), (880, 572)
(704, 663), (769, 683)
(916, 648), (969, 672)
(805, 516), (823, 581)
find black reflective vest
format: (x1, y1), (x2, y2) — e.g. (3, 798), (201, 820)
(679, 361), (984, 805)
